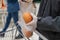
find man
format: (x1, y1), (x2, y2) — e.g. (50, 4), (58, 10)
(0, 0), (23, 39)
(37, 0), (60, 40)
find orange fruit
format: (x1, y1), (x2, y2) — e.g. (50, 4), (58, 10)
(22, 28), (33, 38)
(23, 12), (33, 23)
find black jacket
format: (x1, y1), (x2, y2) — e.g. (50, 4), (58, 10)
(37, 0), (60, 32)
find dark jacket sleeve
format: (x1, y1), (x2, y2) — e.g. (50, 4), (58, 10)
(36, 0), (60, 32)
(37, 16), (60, 32)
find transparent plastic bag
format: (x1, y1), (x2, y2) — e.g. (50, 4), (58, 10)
(20, 0), (36, 14)
(18, 0), (37, 38)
